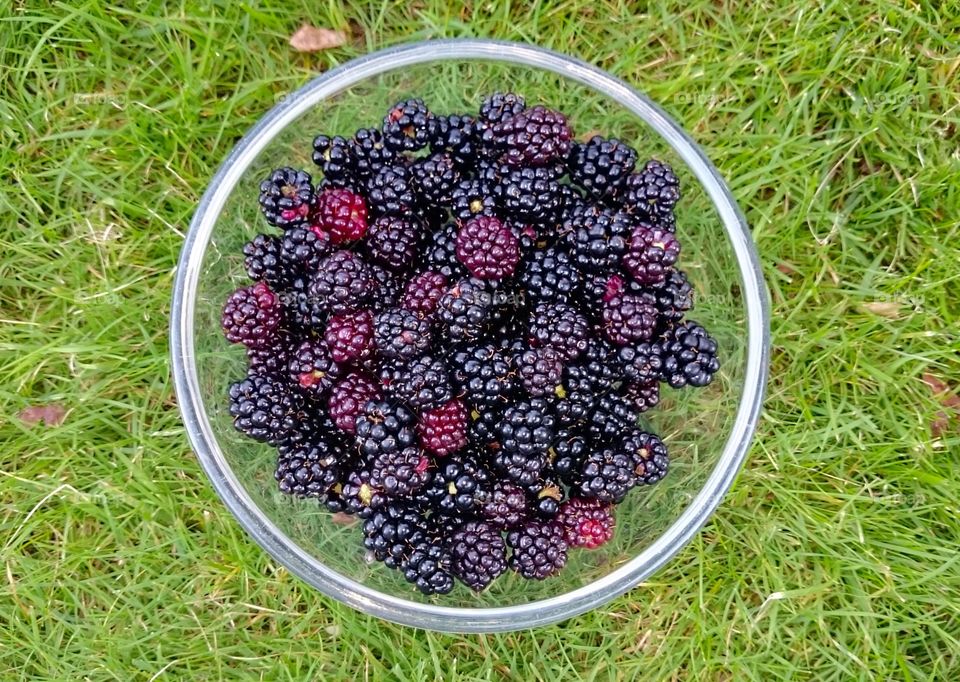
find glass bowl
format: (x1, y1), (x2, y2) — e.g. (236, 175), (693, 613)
(170, 39), (770, 633)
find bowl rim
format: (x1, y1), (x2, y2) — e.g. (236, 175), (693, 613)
(170, 38), (770, 633)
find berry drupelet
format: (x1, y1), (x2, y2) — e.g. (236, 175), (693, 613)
(456, 216), (521, 280)
(507, 520), (568, 580)
(258, 167), (314, 228)
(567, 135), (638, 199)
(418, 398), (468, 457)
(448, 521), (508, 592)
(372, 307), (432, 360)
(221, 281), (282, 348)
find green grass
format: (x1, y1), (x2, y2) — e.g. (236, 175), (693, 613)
(2, 1), (958, 679)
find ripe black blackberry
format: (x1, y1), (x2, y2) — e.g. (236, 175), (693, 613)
(341, 468), (387, 518)
(467, 404), (504, 446)
(400, 270), (448, 320)
(496, 398), (556, 461)
(450, 178), (497, 223)
(258, 167), (314, 227)
(553, 362), (601, 426)
(228, 374), (304, 445)
(288, 339), (341, 396)
(424, 222), (467, 279)
(428, 113), (477, 166)
(516, 346), (564, 398)
(602, 294), (658, 346)
(618, 342), (664, 383)
(563, 204), (632, 273)
(487, 105), (573, 166)
(479, 480), (527, 529)
(623, 431), (669, 485)
(327, 372), (380, 434)
(221, 281), (282, 348)
(623, 380), (660, 413)
(646, 268), (694, 322)
(658, 321), (720, 388)
(451, 342), (518, 408)
(372, 307), (432, 360)
(363, 501), (429, 568)
(436, 277), (497, 342)
(580, 271), (627, 310)
(580, 337), (623, 392)
(526, 477), (565, 516)
(448, 521), (507, 592)
(621, 159), (680, 224)
(369, 447), (432, 497)
(312, 135), (354, 186)
(550, 430), (589, 486)
(354, 400), (417, 460)
(368, 263), (402, 310)
(624, 224), (681, 285)
(411, 153), (461, 207)
(348, 127), (397, 181)
(424, 453), (491, 514)
(284, 275), (325, 330)
(366, 215), (421, 272)
(519, 246), (581, 306)
(275, 435), (345, 498)
(309, 250), (373, 315)
(492, 165), (564, 225)
(379, 354), (452, 411)
(365, 164), (417, 216)
(478, 92), (527, 128)
(556, 497), (615, 549)
(243, 234), (291, 290)
(530, 302), (590, 361)
(577, 448), (636, 503)
(382, 98), (432, 152)
(507, 520), (568, 580)
(588, 393), (639, 443)
(246, 329), (296, 377)
(455, 216), (520, 280)
(567, 135), (638, 198)
(418, 398), (468, 456)
(402, 537), (454, 595)
(280, 225), (331, 275)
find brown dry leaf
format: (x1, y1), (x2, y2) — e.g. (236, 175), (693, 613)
(289, 24), (346, 53)
(330, 512), (357, 526)
(861, 301), (902, 319)
(18, 404), (67, 427)
(921, 373), (960, 437)
(776, 262), (799, 276)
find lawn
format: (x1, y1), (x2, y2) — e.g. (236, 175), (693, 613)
(2, 1), (958, 679)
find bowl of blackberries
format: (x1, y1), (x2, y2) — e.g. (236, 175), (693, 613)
(172, 40), (769, 632)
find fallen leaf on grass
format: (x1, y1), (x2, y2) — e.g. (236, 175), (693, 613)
(330, 512), (357, 526)
(18, 404), (67, 427)
(289, 25), (347, 52)
(861, 301), (902, 319)
(921, 373), (960, 437)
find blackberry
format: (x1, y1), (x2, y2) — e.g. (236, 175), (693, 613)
(411, 153), (460, 207)
(363, 502), (429, 568)
(354, 400), (417, 460)
(496, 399), (556, 462)
(602, 294), (658, 346)
(492, 165), (564, 225)
(553, 362), (601, 426)
(623, 431), (669, 485)
(516, 346), (564, 398)
(530, 302), (590, 361)
(228, 374), (304, 445)
(309, 250), (373, 315)
(402, 537), (454, 595)
(563, 205), (632, 273)
(623, 380), (660, 413)
(424, 453), (491, 514)
(456, 216), (520, 280)
(448, 521), (507, 592)
(373, 307), (432, 360)
(646, 268), (694, 322)
(549, 430), (589, 486)
(487, 105), (573, 167)
(418, 398), (468, 457)
(556, 498), (615, 549)
(288, 339), (341, 396)
(275, 435), (345, 498)
(341, 468), (387, 518)
(618, 342), (664, 383)
(285, 275), (325, 330)
(581, 271), (628, 310)
(621, 159), (680, 224)
(450, 178), (497, 223)
(348, 127), (397, 181)
(527, 477), (565, 516)
(519, 246), (581, 306)
(365, 164), (417, 217)
(478, 92), (526, 128)
(567, 135), (637, 198)
(580, 337), (623, 392)
(366, 215), (421, 272)
(369, 263), (402, 310)
(221, 281), (282, 348)
(428, 113), (478, 166)
(507, 520), (568, 580)
(380, 354), (452, 411)
(624, 224), (681, 285)
(658, 321), (720, 388)
(311, 135), (354, 186)
(382, 98), (432, 152)
(246, 329), (296, 377)
(370, 447), (432, 498)
(436, 277), (497, 342)
(279, 225), (331, 275)
(243, 234), (290, 290)
(327, 372), (381, 434)
(424, 222), (468, 279)
(400, 270), (448, 319)
(258, 167), (314, 228)
(577, 448), (636, 503)
(479, 480), (527, 529)
(451, 342), (518, 408)
(589, 393), (639, 442)
(467, 405), (504, 446)
(314, 188), (368, 244)
(324, 309), (374, 364)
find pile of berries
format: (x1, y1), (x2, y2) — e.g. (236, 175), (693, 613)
(221, 94), (719, 595)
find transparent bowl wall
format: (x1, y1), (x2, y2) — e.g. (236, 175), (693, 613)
(172, 40), (769, 633)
